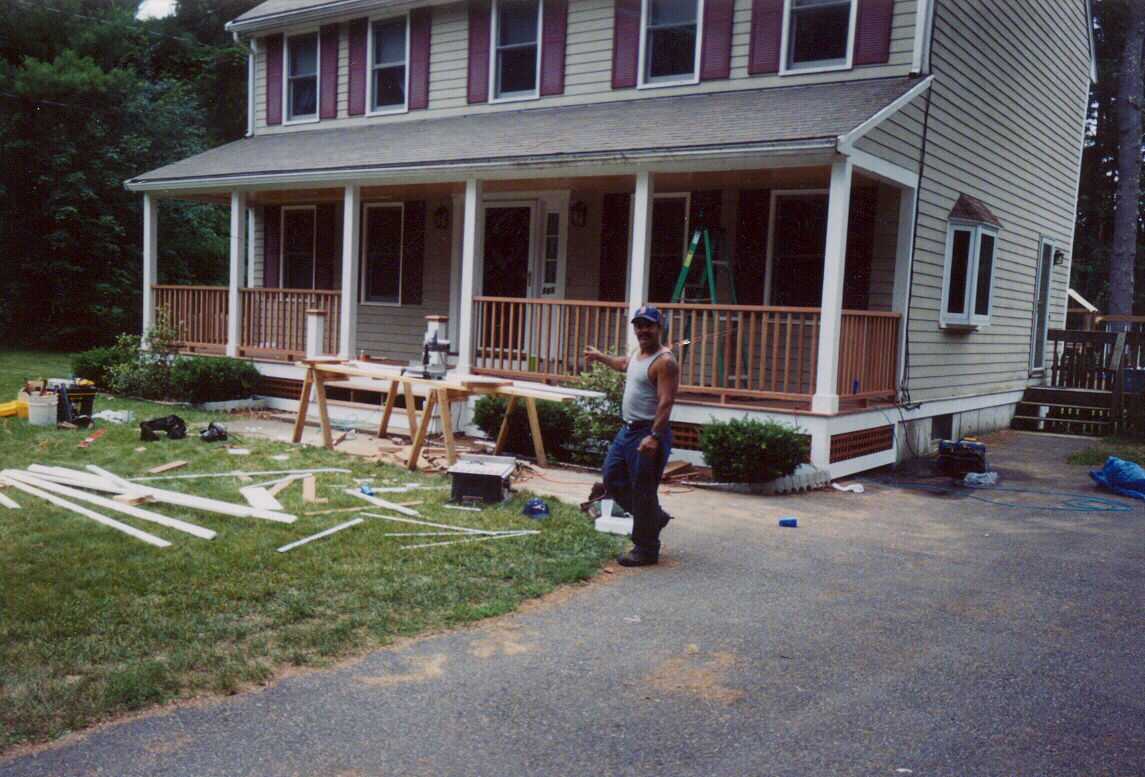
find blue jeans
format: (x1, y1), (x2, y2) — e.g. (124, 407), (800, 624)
(602, 424), (673, 555)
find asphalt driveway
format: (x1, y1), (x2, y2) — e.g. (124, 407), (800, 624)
(3, 431), (1143, 776)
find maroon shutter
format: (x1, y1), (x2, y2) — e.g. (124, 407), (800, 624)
(611, 0), (641, 89)
(348, 18), (368, 115)
(401, 201), (426, 305)
(540, 0), (568, 96)
(700, 0), (733, 80)
(409, 8), (432, 110)
(320, 24), (339, 119)
(598, 193), (630, 301)
(747, 0), (783, 74)
(314, 204), (337, 289)
(265, 34), (284, 125)
(263, 206), (281, 288)
(853, 0), (894, 65)
(467, 1), (491, 104)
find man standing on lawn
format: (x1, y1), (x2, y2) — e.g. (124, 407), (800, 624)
(585, 305), (680, 567)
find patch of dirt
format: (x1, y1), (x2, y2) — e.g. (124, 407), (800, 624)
(355, 654), (447, 688)
(467, 624), (538, 658)
(642, 649), (746, 705)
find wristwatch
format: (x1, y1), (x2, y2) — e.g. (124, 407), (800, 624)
(650, 431), (663, 442)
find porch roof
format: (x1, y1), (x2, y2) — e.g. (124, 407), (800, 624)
(126, 77), (919, 192)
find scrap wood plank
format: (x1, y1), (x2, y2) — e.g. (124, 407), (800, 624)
(345, 489), (421, 517)
(130, 468), (351, 482)
(276, 518), (364, 553)
(359, 510), (499, 535)
(267, 476), (300, 498)
(5, 471), (216, 540)
(400, 531), (538, 551)
(663, 460), (693, 479)
(2, 475), (171, 548)
(240, 486), (284, 512)
(147, 460), (188, 475)
(302, 475), (317, 503)
(0, 483), (20, 509)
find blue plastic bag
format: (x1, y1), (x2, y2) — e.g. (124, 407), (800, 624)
(1089, 456), (1145, 500)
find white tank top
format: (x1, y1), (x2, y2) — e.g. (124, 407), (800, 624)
(622, 349), (668, 422)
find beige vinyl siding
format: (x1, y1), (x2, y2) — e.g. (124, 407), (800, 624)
(250, 207), (266, 287)
(252, 0), (917, 135)
(564, 190), (604, 300)
(903, 0), (1089, 401)
(356, 196), (454, 361)
(866, 183), (901, 312)
(853, 94), (926, 170)
(255, 39), (268, 131)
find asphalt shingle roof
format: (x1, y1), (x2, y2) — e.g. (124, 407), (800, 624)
(127, 78), (918, 189)
(232, 0), (348, 24)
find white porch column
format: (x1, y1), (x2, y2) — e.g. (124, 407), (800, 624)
(226, 191), (246, 357)
(891, 183), (918, 392)
(141, 193), (158, 336)
(339, 184), (362, 359)
(455, 178), (484, 375)
(812, 158), (853, 415)
(626, 170), (654, 352)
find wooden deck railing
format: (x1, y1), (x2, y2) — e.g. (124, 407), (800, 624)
(240, 289), (341, 359)
(472, 297), (900, 406)
(152, 285), (228, 353)
(1048, 328), (1145, 390)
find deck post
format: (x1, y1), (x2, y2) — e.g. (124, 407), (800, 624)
(456, 178), (484, 375)
(812, 157), (853, 415)
(339, 184), (362, 360)
(626, 170), (654, 353)
(141, 193), (157, 337)
(226, 190), (246, 357)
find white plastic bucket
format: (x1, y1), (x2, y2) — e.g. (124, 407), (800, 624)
(26, 393), (58, 427)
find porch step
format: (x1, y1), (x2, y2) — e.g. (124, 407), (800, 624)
(1011, 385), (1115, 437)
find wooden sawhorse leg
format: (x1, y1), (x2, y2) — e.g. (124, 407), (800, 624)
(291, 367), (314, 443)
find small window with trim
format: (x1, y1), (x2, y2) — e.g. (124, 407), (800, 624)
(784, 0), (854, 72)
(286, 32), (319, 121)
(941, 196), (1000, 328)
(642, 0), (701, 85)
(361, 203), (404, 305)
(371, 16), (409, 112)
(493, 0), (541, 99)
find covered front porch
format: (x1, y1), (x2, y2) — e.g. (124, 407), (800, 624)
(144, 159), (914, 416)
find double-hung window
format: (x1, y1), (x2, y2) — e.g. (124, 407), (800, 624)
(361, 203), (404, 305)
(286, 32), (319, 121)
(941, 221), (998, 328)
(493, 0), (541, 99)
(642, 0), (701, 85)
(371, 16), (408, 112)
(783, 0), (855, 72)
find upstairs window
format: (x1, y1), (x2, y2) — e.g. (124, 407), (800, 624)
(642, 0), (701, 85)
(286, 32), (319, 121)
(784, 0), (854, 72)
(493, 0), (541, 99)
(942, 222), (998, 328)
(371, 16), (409, 112)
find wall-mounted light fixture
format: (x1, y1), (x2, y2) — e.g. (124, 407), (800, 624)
(570, 200), (588, 228)
(434, 205), (450, 230)
(1053, 249), (1066, 266)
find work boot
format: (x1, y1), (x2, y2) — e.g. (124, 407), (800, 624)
(617, 548), (659, 567)
(199, 422), (227, 442)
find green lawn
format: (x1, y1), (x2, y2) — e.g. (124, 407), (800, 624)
(0, 350), (621, 751)
(1066, 437), (1145, 466)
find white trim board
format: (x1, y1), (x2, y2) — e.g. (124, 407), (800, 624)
(836, 75), (933, 152)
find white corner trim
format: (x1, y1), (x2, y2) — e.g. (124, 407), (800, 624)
(836, 75), (933, 153)
(843, 147), (919, 189)
(910, 0), (933, 75)
(1067, 287), (1098, 313)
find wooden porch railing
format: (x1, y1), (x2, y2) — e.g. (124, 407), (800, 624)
(152, 285), (228, 353)
(1048, 328), (1145, 390)
(472, 297), (901, 406)
(240, 289), (341, 359)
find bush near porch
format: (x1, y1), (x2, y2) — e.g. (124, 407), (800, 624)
(0, 351), (622, 751)
(700, 418), (809, 483)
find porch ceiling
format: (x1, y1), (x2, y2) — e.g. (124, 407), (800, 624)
(126, 78), (919, 194)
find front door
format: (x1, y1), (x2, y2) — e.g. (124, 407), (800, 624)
(482, 203), (536, 366)
(767, 192), (827, 307)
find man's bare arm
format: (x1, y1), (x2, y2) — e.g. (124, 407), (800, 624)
(584, 346), (629, 372)
(650, 354), (679, 436)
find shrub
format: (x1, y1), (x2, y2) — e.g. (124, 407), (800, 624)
(169, 356), (261, 404)
(72, 337), (137, 387)
(699, 418), (809, 483)
(472, 395), (576, 461)
(107, 354), (170, 400)
(568, 363), (626, 464)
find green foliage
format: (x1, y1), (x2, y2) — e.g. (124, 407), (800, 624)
(699, 418), (809, 483)
(70, 334), (139, 386)
(472, 395), (577, 461)
(169, 356), (260, 403)
(569, 363), (626, 464)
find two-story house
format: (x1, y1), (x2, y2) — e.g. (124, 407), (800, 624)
(126, 0), (1094, 476)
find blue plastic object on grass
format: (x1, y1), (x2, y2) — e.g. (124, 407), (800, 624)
(1089, 456), (1145, 500)
(522, 497), (550, 519)
(359, 484), (374, 496)
(778, 517), (798, 528)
